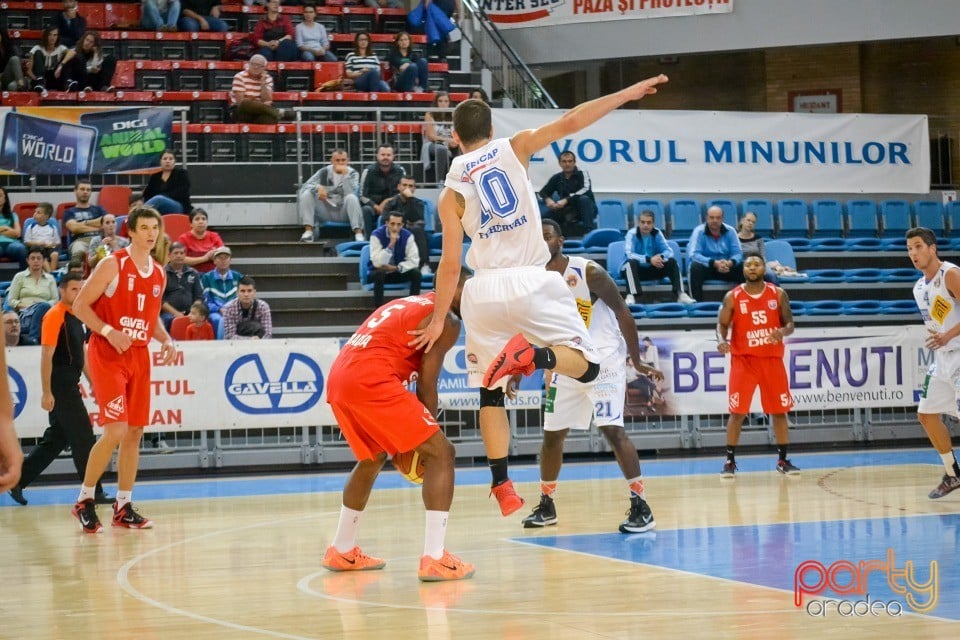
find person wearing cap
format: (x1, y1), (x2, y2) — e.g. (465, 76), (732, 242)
(200, 246), (243, 338)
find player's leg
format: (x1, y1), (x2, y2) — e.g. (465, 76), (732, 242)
(722, 356), (756, 477)
(917, 358), (960, 498)
(757, 358), (799, 475)
(521, 427), (566, 528)
(111, 349), (155, 528)
(73, 422), (124, 533)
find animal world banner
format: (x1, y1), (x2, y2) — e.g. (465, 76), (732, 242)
(492, 109), (930, 193)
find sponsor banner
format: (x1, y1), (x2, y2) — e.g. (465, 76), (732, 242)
(485, 0), (732, 28)
(628, 325), (928, 416)
(492, 109), (930, 193)
(0, 106), (171, 176)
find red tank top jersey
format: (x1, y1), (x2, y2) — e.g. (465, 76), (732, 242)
(336, 293), (437, 382)
(729, 283), (785, 358)
(92, 248), (166, 348)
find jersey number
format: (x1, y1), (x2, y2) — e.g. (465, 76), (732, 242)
(751, 310), (767, 325)
(137, 293), (146, 312)
(367, 302), (406, 328)
(477, 168), (519, 222)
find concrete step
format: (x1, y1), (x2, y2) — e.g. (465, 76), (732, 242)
(259, 290), (370, 310)
(215, 225), (301, 244)
(273, 307), (373, 327)
(228, 241), (332, 259)
(252, 273), (351, 292)
(231, 256), (359, 277)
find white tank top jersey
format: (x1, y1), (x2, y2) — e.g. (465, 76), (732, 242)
(564, 256), (625, 361)
(443, 137), (549, 271)
(914, 261), (960, 351)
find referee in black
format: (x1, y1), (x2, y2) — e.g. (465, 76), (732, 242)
(8, 272), (112, 505)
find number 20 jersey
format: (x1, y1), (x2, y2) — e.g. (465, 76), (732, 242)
(444, 137), (549, 271)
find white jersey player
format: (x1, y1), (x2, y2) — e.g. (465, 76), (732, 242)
(411, 74), (670, 517)
(907, 227), (960, 499)
(522, 219), (662, 533)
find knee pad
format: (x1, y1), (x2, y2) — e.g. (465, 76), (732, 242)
(574, 361), (600, 383)
(479, 387), (505, 408)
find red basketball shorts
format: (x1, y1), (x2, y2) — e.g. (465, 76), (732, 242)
(87, 338), (152, 427)
(728, 354), (793, 415)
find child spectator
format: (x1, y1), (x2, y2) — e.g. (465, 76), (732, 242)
(184, 301), (214, 340)
(22, 203), (61, 272)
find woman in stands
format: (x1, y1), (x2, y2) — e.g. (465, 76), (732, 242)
(421, 91), (458, 182)
(0, 187), (28, 270)
(178, 208), (223, 274)
(144, 150), (193, 215)
(0, 28), (26, 91)
(469, 86), (489, 104)
(344, 31), (390, 92)
(60, 31), (116, 92)
(388, 31), (428, 93)
(737, 211), (779, 285)
(26, 27), (69, 92)
(252, 0), (298, 62)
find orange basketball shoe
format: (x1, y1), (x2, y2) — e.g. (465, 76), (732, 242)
(418, 550), (475, 582)
(490, 479), (525, 516)
(483, 333), (536, 387)
(322, 545), (386, 572)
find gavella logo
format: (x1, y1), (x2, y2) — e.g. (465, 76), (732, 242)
(794, 549), (937, 617)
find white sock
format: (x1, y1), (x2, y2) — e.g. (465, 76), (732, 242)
(941, 451), (958, 476)
(332, 505), (363, 553)
(627, 476), (645, 499)
(77, 485), (96, 503)
(423, 510), (448, 560)
(115, 491), (132, 508)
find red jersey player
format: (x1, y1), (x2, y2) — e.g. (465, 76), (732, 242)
(323, 272), (474, 582)
(716, 254), (799, 477)
(70, 206), (176, 533)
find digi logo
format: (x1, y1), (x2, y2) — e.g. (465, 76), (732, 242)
(224, 353), (323, 414)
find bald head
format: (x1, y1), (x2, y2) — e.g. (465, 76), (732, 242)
(706, 205), (724, 234)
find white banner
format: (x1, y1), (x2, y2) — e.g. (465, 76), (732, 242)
(492, 109), (930, 193)
(485, 0), (732, 28)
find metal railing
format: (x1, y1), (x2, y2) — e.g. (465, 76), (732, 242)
(459, 0), (558, 109)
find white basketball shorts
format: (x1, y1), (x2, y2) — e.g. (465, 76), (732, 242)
(917, 348), (960, 416)
(543, 350), (625, 431)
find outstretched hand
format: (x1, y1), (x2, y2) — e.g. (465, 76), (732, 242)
(624, 74), (669, 101)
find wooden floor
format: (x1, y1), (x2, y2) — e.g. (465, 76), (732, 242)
(2, 450), (959, 639)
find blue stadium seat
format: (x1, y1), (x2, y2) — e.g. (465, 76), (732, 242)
(846, 200), (879, 238)
(805, 300), (844, 315)
(359, 244), (408, 293)
(597, 199), (627, 231)
(776, 200), (810, 238)
(844, 238), (885, 251)
(946, 201), (960, 234)
(429, 232), (443, 256)
(606, 241), (627, 285)
(879, 200), (911, 238)
(880, 237), (908, 251)
(628, 303), (646, 319)
(842, 301), (884, 315)
(810, 200), (844, 238)
(687, 301), (721, 317)
(582, 228), (623, 250)
(645, 302), (689, 318)
(764, 240), (807, 282)
(881, 268), (921, 282)
(422, 199), (436, 232)
(809, 238), (850, 252)
(805, 269), (846, 283)
(880, 299), (919, 315)
(631, 199), (665, 229)
(740, 199), (775, 236)
(913, 201), (944, 235)
(789, 300), (807, 316)
(705, 199), (738, 222)
(563, 239), (587, 254)
(783, 238), (813, 252)
(336, 240), (367, 257)
(667, 240), (684, 275)
(844, 268), (885, 283)
(668, 199), (702, 239)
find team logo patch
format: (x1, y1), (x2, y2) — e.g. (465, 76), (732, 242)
(104, 395), (125, 420)
(565, 274), (578, 288)
(127, 275), (136, 291)
(768, 299), (778, 310)
(739, 302), (748, 314)
(153, 285), (161, 297)
(467, 353), (478, 364)
(931, 295), (952, 324)
(729, 392), (740, 410)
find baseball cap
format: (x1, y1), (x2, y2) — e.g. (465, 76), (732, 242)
(213, 246), (231, 257)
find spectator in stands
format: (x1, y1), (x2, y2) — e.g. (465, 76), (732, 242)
(382, 176), (431, 276)
(178, 207), (223, 273)
(422, 91), (457, 182)
(408, 0), (459, 61)
(129, 192), (145, 210)
(87, 214), (130, 269)
(297, 148), (364, 242)
(621, 209), (693, 305)
(143, 149), (192, 214)
(538, 150), (596, 237)
(62, 180), (106, 257)
(736, 210), (779, 285)
(6, 248), (58, 343)
(253, 0), (298, 62)
(22, 203), (61, 272)
(367, 212), (421, 307)
(55, 0), (87, 48)
(201, 246), (243, 336)
(26, 27), (69, 93)
(360, 143), (405, 236)
(687, 205), (744, 302)
(141, 0), (181, 32)
(365, 0), (403, 9)
(0, 187), (27, 270)
(184, 301), (214, 340)
(344, 31), (390, 92)
(296, 4), (336, 62)
(230, 54), (294, 124)
(221, 276), (272, 340)
(61, 31), (116, 92)
(0, 28), (25, 91)
(389, 31), (428, 92)
(179, 0), (228, 32)
(3, 312), (35, 346)
(161, 241), (204, 329)
(469, 87), (489, 104)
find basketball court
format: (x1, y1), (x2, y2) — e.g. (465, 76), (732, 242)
(2, 448), (958, 639)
